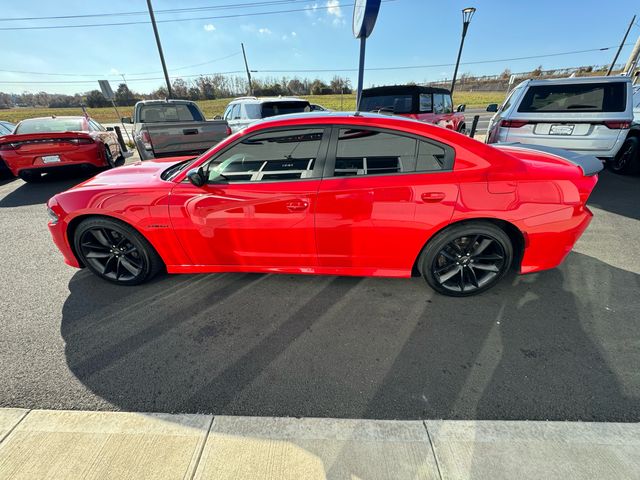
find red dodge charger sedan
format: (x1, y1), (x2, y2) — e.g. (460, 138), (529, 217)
(0, 116), (123, 182)
(47, 112), (601, 296)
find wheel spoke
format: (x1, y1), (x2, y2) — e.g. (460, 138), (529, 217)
(91, 229), (112, 247)
(102, 255), (115, 275)
(81, 241), (109, 251)
(85, 251), (111, 259)
(440, 250), (457, 261)
(473, 253), (503, 262)
(467, 266), (479, 288)
(472, 262), (499, 272)
(438, 265), (461, 283)
(472, 238), (493, 255)
(458, 266), (465, 291)
(466, 235), (479, 254)
(120, 256), (141, 275)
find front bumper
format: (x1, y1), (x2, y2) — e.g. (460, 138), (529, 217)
(47, 200), (81, 268)
(519, 205), (593, 274)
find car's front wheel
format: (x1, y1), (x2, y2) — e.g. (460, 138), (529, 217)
(104, 145), (117, 169)
(74, 217), (163, 285)
(419, 222), (513, 297)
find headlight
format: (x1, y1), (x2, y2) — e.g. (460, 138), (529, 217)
(47, 207), (59, 225)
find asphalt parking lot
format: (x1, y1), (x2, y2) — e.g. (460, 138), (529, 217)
(0, 166), (638, 422)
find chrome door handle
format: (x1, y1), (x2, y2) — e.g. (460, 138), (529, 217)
(286, 200), (309, 211)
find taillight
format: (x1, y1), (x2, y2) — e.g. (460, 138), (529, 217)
(603, 121), (630, 129)
(225, 126), (232, 136)
(69, 137), (94, 145)
(500, 119), (528, 128)
(139, 131), (152, 150)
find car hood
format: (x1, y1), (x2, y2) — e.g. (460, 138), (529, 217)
(73, 157), (192, 189)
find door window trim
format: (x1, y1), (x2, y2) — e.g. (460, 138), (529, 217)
(322, 125), (455, 179)
(196, 125), (332, 184)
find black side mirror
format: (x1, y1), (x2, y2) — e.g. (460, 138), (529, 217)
(106, 126), (114, 131)
(214, 115), (222, 120)
(121, 117), (133, 124)
(186, 168), (206, 187)
(456, 104), (466, 112)
(486, 103), (498, 113)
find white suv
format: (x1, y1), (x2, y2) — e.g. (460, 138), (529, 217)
(486, 76), (634, 167)
(223, 96), (311, 133)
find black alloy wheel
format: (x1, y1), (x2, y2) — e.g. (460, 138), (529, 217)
(421, 222), (513, 297)
(609, 136), (639, 175)
(75, 218), (163, 285)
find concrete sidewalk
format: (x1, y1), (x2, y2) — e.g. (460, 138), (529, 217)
(0, 409), (638, 480)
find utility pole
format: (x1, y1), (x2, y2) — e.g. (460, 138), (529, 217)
(241, 43), (253, 95)
(607, 15), (636, 76)
(146, 0), (172, 98)
(623, 33), (640, 77)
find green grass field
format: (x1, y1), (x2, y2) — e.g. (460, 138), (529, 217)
(1, 92), (505, 125)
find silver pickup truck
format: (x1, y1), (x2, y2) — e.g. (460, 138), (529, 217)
(122, 99), (230, 160)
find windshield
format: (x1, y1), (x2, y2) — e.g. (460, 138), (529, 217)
(161, 158), (198, 180)
(360, 94), (414, 114)
(138, 103), (203, 122)
(15, 118), (84, 134)
(261, 101), (310, 118)
(518, 82), (626, 113)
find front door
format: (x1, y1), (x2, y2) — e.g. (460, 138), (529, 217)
(315, 127), (459, 272)
(170, 127), (329, 267)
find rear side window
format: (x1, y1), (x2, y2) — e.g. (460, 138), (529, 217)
(419, 94), (432, 112)
(333, 129), (451, 177)
(360, 95), (413, 114)
(138, 103), (202, 122)
(518, 82), (626, 113)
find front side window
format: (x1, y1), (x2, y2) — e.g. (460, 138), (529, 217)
(419, 94), (433, 112)
(231, 104), (241, 120)
(204, 128), (324, 183)
(333, 129), (450, 177)
(433, 94), (445, 114)
(443, 94), (453, 114)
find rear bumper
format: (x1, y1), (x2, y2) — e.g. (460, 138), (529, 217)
(519, 205), (593, 274)
(3, 148), (105, 176)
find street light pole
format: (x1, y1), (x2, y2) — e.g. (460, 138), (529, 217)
(450, 7), (475, 96)
(146, 0), (172, 98)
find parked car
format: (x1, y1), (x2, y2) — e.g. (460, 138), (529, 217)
(0, 121), (16, 177)
(310, 103), (330, 112)
(485, 76), (635, 172)
(608, 84), (640, 174)
(0, 121), (15, 135)
(0, 116), (124, 182)
(223, 96), (311, 133)
(123, 99), (230, 160)
(47, 112), (601, 297)
(360, 85), (467, 133)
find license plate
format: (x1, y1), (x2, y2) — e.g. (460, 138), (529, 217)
(42, 155), (61, 163)
(549, 124), (574, 135)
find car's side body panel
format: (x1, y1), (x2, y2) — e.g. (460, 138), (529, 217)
(47, 113), (598, 285)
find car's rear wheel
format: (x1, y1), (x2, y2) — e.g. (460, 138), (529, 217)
(18, 171), (42, 183)
(74, 217), (163, 285)
(419, 222), (513, 297)
(609, 136), (639, 175)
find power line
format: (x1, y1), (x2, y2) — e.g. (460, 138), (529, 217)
(0, 44), (629, 85)
(0, 0), (318, 22)
(0, 71), (246, 84)
(252, 45), (632, 73)
(0, 1), (391, 31)
(0, 52), (242, 78)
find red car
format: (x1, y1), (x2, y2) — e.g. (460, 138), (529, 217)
(46, 112), (601, 296)
(0, 116), (123, 182)
(360, 85), (467, 133)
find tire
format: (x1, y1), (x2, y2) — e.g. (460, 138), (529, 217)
(18, 171), (42, 183)
(609, 136), (639, 175)
(419, 222), (513, 297)
(104, 144), (116, 169)
(74, 217), (163, 285)
(457, 123), (467, 135)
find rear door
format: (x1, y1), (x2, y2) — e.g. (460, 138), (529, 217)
(315, 127), (459, 273)
(169, 127), (329, 267)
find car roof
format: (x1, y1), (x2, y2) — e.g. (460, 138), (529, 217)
(363, 84), (452, 96)
(518, 75), (632, 88)
(229, 96), (310, 104)
(18, 116), (88, 122)
(247, 111), (425, 130)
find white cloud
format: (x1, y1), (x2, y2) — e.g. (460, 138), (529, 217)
(326, 0), (342, 18)
(291, 31), (297, 37)
(258, 27), (272, 35)
(109, 68), (120, 75)
(305, 3), (318, 16)
(203, 24), (216, 32)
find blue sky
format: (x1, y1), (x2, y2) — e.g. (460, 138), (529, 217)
(1, 0), (639, 94)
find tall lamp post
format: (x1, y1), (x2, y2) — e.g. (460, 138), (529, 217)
(450, 7), (476, 96)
